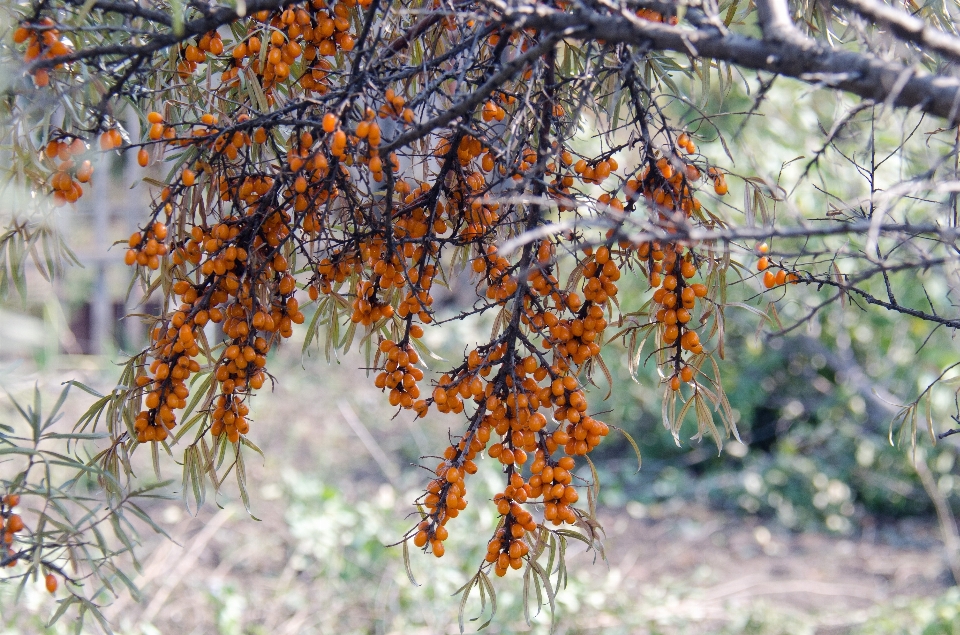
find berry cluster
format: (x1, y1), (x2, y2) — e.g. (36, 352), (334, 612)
(756, 243), (800, 288)
(13, 18), (72, 87)
(42, 138), (92, 206)
(14, 0), (773, 584)
(0, 494), (23, 568)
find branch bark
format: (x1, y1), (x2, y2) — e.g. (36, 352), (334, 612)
(754, 0), (800, 41)
(492, 1), (960, 125)
(26, 0), (299, 72)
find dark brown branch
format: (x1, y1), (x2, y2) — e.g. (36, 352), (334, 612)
(754, 0), (800, 42)
(26, 0), (299, 72)
(499, 215), (960, 254)
(492, 2), (960, 125)
(381, 34), (563, 153)
(69, 0), (174, 27)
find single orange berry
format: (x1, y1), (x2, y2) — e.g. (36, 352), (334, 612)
(322, 112), (338, 133)
(6, 515), (23, 533)
(75, 161), (94, 183)
(413, 531), (428, 548)
(33, 69), (49, 87)
(45, 573), (57, 593)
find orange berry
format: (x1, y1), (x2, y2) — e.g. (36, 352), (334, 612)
(45, 573), (57, 593)
(413, 530), (428, 547)
(6, 515), (23, 533)
(323, 112), (338, 133)
(33, 69), (49, 87)
(75, 160), (94, 183)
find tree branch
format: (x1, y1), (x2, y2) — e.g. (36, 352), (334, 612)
(380, 34), (562, 153)
(492, 2), (960, 125)
(754, 0), (800, 42)
(834, 0), (960, 65)
(499, 214), (960, 255)
(26, 0), (299, 72)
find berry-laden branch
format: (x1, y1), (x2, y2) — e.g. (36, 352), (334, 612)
(6, 0), (960, 626)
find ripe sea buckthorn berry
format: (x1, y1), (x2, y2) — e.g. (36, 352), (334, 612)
(76, 161), (94, 183)
(99, 131), (116, 150)
(6, 515), (23, 533)
(323, 113), (338, 133)
(414, 531), (428, 547)
(45, 573), (57, 593)
(763, 270), (776, 288)
(714, 176), (728, 195)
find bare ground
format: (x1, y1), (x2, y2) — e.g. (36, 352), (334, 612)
(0, 357), (955, 634)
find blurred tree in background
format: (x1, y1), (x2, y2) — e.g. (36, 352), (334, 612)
(1, 0), (960, 630)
